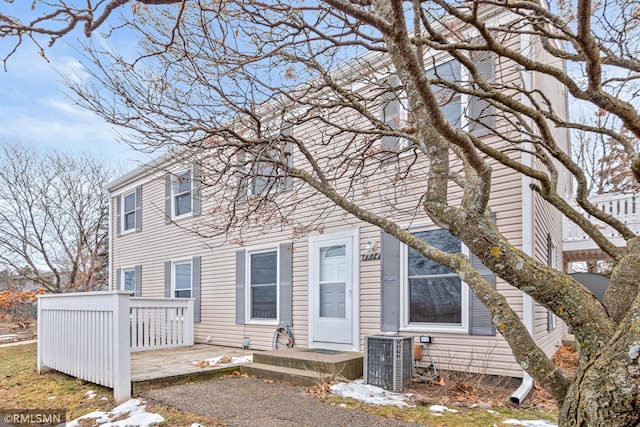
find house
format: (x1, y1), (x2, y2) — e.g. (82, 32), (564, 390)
(105, 7), (569, 384)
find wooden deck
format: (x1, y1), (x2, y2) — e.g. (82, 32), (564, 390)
(131, 344), (252, 393)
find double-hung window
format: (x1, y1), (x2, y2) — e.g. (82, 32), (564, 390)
(173, 171), (192, 217)
(117, 265), (141, 296)
(117, 186), (141, 235)
(428, 60), (462, 129)
(122, 268), (136, 294)
(173, 261), (192, 298)
(247, 249), (278, 320)
(122, 191), (137, 232)
(237, 124), (293, 198)
(404, 228), (468, 331)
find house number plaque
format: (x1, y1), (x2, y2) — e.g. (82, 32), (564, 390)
(361, 253), (380, 261)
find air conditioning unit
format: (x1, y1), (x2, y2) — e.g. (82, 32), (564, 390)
(364, 335), (412, 392)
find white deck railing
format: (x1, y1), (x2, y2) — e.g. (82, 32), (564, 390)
(563, 191), (640, 251)
(130, 298), (194, 352)
(37, 292), (194, 402)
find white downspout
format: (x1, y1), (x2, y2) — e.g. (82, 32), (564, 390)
(511, 30), (536, 405)
(107, 188), (113, 292)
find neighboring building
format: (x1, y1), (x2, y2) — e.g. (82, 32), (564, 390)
(106, 9), (568, 379)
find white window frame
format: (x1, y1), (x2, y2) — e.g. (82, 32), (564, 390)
(121, 267), (136, 294)
(172, 260), (192, 299)
(245, 245), (279, 325)
(400, 226), (470, 333)
(121, 190), (137, 233)
(172, 170), (193, 219)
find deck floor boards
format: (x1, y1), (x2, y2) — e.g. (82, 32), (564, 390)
(130, 344), (251, 382)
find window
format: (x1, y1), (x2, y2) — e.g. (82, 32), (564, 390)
(238, 125), (293, 198)
(117, 265), (140, 296)
(247, 249), (278, 320)
(173, 171), (192, 217)
(122, 268), (136, 294)
(122, 191), (136, 232)
(380, 52), (494, 155)
(403, 228), (468, 330)
(428, 60), (462, 129)
(117, 186), (141, 235)
(173, 261), (192, 298)
(164, 164), (201, 223)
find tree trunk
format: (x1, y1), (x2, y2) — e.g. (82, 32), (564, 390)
(560, 317), (640, 426)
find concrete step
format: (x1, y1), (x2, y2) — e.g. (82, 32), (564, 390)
(252, 348), (363, 380)
(241, 363), (337, 387)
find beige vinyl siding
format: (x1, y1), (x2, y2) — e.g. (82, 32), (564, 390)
(108, 13), (565, 379)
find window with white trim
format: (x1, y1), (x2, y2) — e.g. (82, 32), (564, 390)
(237, 125), (293, 198)
(380, 54), (494, 155)
(122, 190), (137, 232)
(403, 228), (468, 330)
(173, 170), (192, 217)
(247, 249), (278, 320)
(122, 268), (136, 294)
(173, 260), (192, 298)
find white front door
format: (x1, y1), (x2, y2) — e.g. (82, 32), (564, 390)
(309, 230), (358, 351)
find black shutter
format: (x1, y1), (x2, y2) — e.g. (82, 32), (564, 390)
(380, 231), (401, 332)
(134, 265), (142, 297)
(164, 174), (172, 224)
(192, 256), (201, 323)
(135, 186), (142, 232)
(279, 243), (293, 327)
(116, 267), (121, 291)
(469, 48), (495, 137)
(192, 164), (202, 216)
(381, 74), (401, 152)
(116, 196), (122, 237)
(235, 249), (246, 325)
(164, 261), (171, 298)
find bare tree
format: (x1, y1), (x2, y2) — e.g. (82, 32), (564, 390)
(3, 0), (640, 425)
(0, 141), (114, 292)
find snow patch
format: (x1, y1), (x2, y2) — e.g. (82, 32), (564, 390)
(329, 380), (414, 407)
(85, 390), (96, 399)
(429, 405), (458, 413)
(503, 419), (557, 427)
(65, 398), (164, 427)
(191, 354), (253, 368)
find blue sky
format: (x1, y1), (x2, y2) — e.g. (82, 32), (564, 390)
(0, 11), (153, 172)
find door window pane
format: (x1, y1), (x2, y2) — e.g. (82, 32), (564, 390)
(319, 245), (346, 318)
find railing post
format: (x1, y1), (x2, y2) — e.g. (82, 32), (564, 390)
(113, 292), (131, 402)
(36, 296), (43, 374)
(186, 299), (195, 346)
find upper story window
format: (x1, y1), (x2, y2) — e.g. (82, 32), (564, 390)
(237, 124), (293, 199)
(380, 53), (495, 155)
(122, 191), (137, 232)
(116, 186), (141, 236)
(403, 228), (469, 332)
(164, 164), (201, 223)
(173, 170), (193, 217)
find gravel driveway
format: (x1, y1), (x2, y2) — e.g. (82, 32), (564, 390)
(143, 376), (423, 427)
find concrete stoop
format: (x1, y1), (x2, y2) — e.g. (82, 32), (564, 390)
(241, 348), (364, 387)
